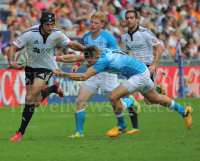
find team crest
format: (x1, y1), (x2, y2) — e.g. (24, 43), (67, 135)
(152, 38), (158, 43)
(84, 41), (88, 45)
(100, 41), (104, 45)
(15, 39), (21, 45)
(136, 37), (140, 41)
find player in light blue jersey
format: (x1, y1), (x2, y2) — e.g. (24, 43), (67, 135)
(66, 12), (139, 137)
(53, 46), (193, 137)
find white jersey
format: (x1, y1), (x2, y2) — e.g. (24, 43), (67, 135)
(13, 25), (70, 70)
(121, 26), (160, 65)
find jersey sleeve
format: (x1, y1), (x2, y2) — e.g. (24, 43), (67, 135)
(13, 31), (30, 48)
(92, 58), (109, 73)
(121, 35), (128, 52)
(107, 33), (118, 50)
(59, 32), (70, 45)
(142, 29), (160, 47)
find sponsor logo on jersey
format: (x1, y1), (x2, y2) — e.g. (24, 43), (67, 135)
(15, 39), (21, 45)
(152, 38), (158, 43)
(33, 47), (53, 54)
(33, 40), (39, 44)
(126, 44), (144, 50)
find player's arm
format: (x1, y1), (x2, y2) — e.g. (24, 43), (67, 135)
(143, 30), (162, 75)
(56, 53), (85, 63)
(53, 67), (98, 81)
(121, 34), (129, 55)
(152, 44), (163, 66)
(67, 40), (85, 52)
(8, 31), (30, 70)
(8, 44), (26, 70)
(70, 34), (86, 73)
(59, 32), (85, 52)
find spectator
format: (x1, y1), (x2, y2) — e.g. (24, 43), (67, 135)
(54, 44), (65, 56)
(168, 26), (176, 57)
(34, 0), (47, 11)
(162, 39), (171, 59)
(0, 0), (199, 62)
(193, 46), (200, 59)
(178, 76), (197, 98)
(187, 37), (197, 58)
(1, 46), (9, 59)
(0, 34), (6, 54)
(107, 4), (116, 23)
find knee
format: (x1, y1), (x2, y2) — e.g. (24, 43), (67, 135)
(26, 93), (36, 104)
(76, 95), (86, 106)
(109, 91), (118, 102)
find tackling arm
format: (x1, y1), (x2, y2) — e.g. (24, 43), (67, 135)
(53, 67), (98, 81)
(57, 53), (85, 63)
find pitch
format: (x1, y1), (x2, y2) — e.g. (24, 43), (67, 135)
(0, 98), (199, 161)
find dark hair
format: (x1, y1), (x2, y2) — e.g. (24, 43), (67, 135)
(40, 11), (55, 24)
(84, 45), (100, 59)
(7, 24), (13, 29)
(125, 10), (139, 19)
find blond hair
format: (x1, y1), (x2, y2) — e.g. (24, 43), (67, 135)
(91, 12), (106, 23)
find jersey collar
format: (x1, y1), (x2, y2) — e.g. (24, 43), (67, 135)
(128, 25), (139, 41)
(91, 29), (103, 40)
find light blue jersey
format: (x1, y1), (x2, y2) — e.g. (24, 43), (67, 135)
(83, 29), (118, 49)
(92, 48), (147, 78)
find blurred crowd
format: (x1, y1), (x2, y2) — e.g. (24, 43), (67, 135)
(0, 0), (200, 60)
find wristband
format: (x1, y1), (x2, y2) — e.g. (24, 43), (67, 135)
(74, 62), (80, 66)
(54, 56), (58, 61)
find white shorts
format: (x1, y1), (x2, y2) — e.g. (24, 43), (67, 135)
(123, 69), (154, 94)
(81, 72), (120, 94)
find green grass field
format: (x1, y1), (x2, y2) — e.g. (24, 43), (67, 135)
(0, 98), (199, 161)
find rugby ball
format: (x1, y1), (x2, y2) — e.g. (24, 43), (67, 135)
(15, 52), (27, 65)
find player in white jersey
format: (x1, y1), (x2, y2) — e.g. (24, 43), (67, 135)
(8, 11), (86, 141)
(121, 10), (164, 133)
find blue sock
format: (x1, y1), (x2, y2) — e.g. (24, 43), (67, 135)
(75, 109), (86, 134)
(123, 97), (134, 110)
(116, 112), (126, 128)
(170, 100), (185, 116)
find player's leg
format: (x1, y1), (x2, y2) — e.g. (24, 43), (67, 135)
(69, 83), (98, 137)
(106, 84), (131, 137)
(144, 70), (166, 104)
(35, 80), (64, 105)
(142, 87), (192, 129)
(9, 77), (46, 141)
(99, 73), (129, 136)
(127, 92), (139, 133)
(19, 78), (46, 133)
(9, 67), (62, 141)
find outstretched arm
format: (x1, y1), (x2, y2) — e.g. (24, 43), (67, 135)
(56, 53), (85, 63)
(53, 67), (98, 81)
(67, 40), (85, 52)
